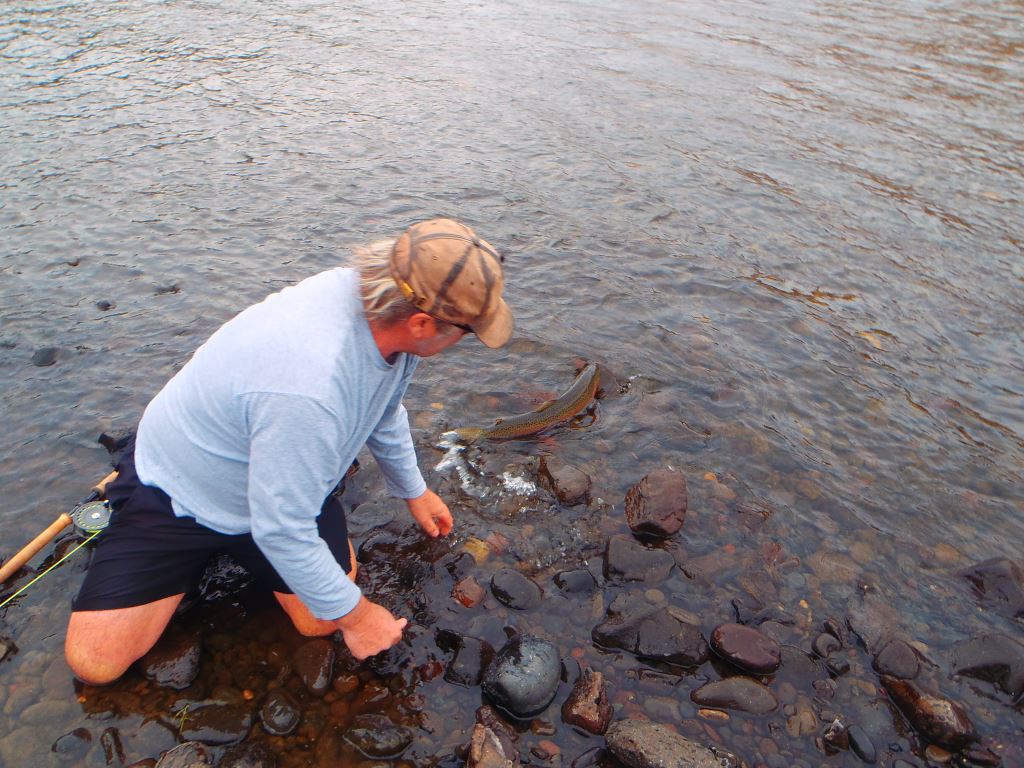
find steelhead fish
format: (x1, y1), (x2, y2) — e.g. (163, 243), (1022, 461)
(450, 362), (600, 443)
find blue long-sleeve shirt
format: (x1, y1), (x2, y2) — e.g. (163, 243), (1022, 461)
(134, 267), (426, 619)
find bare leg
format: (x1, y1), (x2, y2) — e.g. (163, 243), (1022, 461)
(274, 539), (358, 637)
(65, 593), (184, 685)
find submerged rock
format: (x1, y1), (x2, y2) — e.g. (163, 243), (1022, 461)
(604, 535), (675, 582)
(539, 456), (592, 506)
(691, 677), (779, 715)
(467, 723), (517, 768)
(491, 568), (543, 609)
(592, 595), (708, 667)
(624, 468), (688, 538)
(344, 714), (414, 759)
(554, 568), (597, 594)
(155, 741), (213, 767)
(561, 667), (613, 734)
(436, 631), (495, 687)
(293, 638), (334, 695)
(845, 591), (899, 653)
(958, 557), (1024, 619)
(709, 623), (781, 674)
(873, 638), (920, 680)
(140, 625), (201, 690)
(220, 741), (278, 768)
(259, 690), (300, 736)
(604, 719), (744, 768)
(950, 633), (1024, 698)
(482, 635), (561, 718)
(881, 675), (977, 749)
(179, 703), (252, 746)
(51, 728), (92, 762)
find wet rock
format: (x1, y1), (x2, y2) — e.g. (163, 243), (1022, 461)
(604, 535), (675, 582)
(539, 456), (592, 506)
(51, 728), (92, 761)
(847, 725), (876, 763)
(592, 594), (708, 667)
(155, 741), (213, 768)
(259, 689), (300, 736)
(436, 631), (494, 687)
(0, 636), (15, 662)
(491, 568), (543, 609)
(31, 347), (59, 366)
(140, 625), (201, 690)
(344, 713), (414, 759)
(293, 638), (334, 695)
(178, 702), (253, 746)
(220, 740), (278, 768)
(812, 632), (842, 658)
(709, 623), (781, 674)
(951, 633), (1024, 697)
(873, 638), (920, 680)
(96, 299), (116, 311)
(604, 719), (744, 768)
(454, 575), (487, 607)
(554, 568), (597, 594)
(561, 667), (612, 734)
(482, 635), (561, 718)
(624, 468), (688, 538)
(880, 675), (977, 749)
(20, 699), (78, 726)
(958, 557), (1024, 618)
(467, 723), (517, 768)
(475, 705), (520, 755)
(845, 591), (899, 653)
(691, 677), (779, 715)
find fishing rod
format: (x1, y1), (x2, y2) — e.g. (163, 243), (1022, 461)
(0, 471), (118, 605)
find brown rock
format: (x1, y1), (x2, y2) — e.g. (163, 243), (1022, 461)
(624, 468), (688, 538)
(561, 668), (612, 734)
(691, 677), (779, 715)
(468, 724), (516, 768)
(453, 576), (486, 607)
(293, 638), (335, 696)
(881, 676), (977, 749)
(709, 623), (781, 674)
(539, 456), (592, 506)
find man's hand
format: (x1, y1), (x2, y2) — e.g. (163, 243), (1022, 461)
(334, 597), (407, 660)
(406, 489), (454, 537)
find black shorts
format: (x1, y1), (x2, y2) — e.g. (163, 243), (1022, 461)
(72, 441), (352, 612)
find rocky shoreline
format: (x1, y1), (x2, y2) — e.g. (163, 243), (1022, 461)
(1, 460), (1022, 768)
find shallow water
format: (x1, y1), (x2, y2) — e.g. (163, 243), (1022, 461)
(1, 0), (1022, 765)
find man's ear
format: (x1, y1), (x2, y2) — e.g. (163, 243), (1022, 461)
(406, 312), (438, 340)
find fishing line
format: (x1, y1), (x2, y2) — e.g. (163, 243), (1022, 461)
(0, 530), (101, 609)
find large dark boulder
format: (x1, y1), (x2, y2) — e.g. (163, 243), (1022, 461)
(592, 594), (708, 667)
(482, 635), (561, 718)
(624, 468), (688, 538)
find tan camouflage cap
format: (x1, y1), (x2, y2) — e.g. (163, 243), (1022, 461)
(389, 218), (514, 348)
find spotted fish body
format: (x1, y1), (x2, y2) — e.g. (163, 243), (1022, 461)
(453, 363), (600, 443)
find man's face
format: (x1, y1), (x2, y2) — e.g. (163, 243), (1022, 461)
(413, 321), (468, 358)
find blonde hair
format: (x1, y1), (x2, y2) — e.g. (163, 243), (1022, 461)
(351, 238), (418, 324)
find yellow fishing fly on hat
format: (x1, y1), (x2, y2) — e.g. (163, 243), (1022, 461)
(389, 218), (514, 348)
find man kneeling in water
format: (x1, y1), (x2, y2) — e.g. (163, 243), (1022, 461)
(65, 218), (513, 684)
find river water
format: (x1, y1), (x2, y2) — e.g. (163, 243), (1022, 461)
(1, 0), (1021, 766)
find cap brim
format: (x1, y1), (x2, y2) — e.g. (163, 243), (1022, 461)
(472, 298), (514, 349)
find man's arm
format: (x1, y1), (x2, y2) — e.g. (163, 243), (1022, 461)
(243, 392), (406, 658)
(365, 383), (454, 537)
